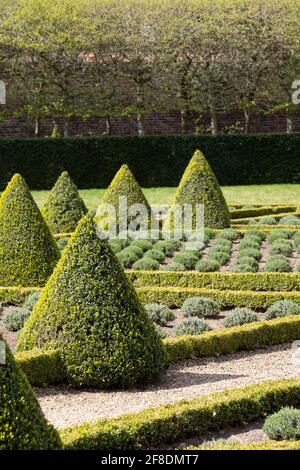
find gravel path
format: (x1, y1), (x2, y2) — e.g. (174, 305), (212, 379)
(36, 343), (300, 429)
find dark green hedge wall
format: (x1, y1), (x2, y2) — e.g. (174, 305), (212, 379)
(0, 134), (299, 189)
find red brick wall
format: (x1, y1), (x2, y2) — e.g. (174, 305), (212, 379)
(0, 109), (299, 137)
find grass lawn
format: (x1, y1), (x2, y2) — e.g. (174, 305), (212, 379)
(29, 184), (300, 211)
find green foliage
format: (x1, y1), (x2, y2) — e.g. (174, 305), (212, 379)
(145, 303), (175, 326)
(60, 379), (300, 450)
(154, 324), (166, 339)
(164, 314), (300, 364)
(23, 291), (41, 310)
(109, 239), (123, 253)
(263, 407), (300, 440)
(239, 239), (261, 250)
(265, 257), (292, 272)
(96, 164), (150, 230)
(279, 215), (300, 225)
(154, 240), (176, 256)
(0, 174), (60, 287)
(15, 349), (66, 386)
(231, 263), (257, 273)
(1, 307), (30, 332)
(164, 150), (230, 230)
(18, 215), (166, 388)
(269, 241), (293, 257)
(1, 135), (300, 190)
(257, 216), (277, 225)
(131, 239), (153, 252)
(159, 262), (186, 271)
(208, 250), (230, 265)
(224, 307), (258, 327)
(266, 300), (300, 319)
(195, 259), (220, 272)
(56, 236), (70, 251)
(268, 229), (290, 242)
(236, 247), (262, 260)
(144, 248), (165, 262)
(173, 251), (199, 269)
(246, 229), (266, 241)
(117, 249), (140, 268)
(0, 335), (62, 450)
(235, 256), (259, 270)
(174, 317), (212, 336)
(217, 228), (239, 241)
(181, 296), (220, 318)
(41, 171), (87, 233)
(132, 258), (160, 270)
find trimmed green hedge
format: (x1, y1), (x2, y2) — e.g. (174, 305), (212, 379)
(230, 205), (296, 219)
(60, 379), (300, 449)
(14, 314), (300, 385)
(14, 349), (65, 386)
(128, 271), (300, 292)
(137, 286), (300, 309)
(164, 314), (300, 364)
(0, 286), (40, 304)
(234, 212), (298, 224)
(1, 134), (300, 189)
(188, 440), (300, 450)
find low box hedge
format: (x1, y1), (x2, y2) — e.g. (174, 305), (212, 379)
(230, 205), (296, 219)
(60, 379), (300, 450)
(0, 286), (40, 304)
(233, 224), (300, 232)
(234, 212), (298, 225)
(136, 286), (300, 309)
(128, 271), (300, 292)
(164, 314), (300, 364)
(15, 349), (65, 386)
(187, 440), (300, 450)
(14, 314), (300, 386)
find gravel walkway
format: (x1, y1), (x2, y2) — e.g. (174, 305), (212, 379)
(36, 343), (300, 429)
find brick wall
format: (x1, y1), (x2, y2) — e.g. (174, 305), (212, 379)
(0, 109), (299, 137)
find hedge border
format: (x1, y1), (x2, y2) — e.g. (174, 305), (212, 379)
(187, 440), (300, 450)
(128, 271), (300, 292)
(60, 379), (300, 450)
(230, 205), (296, 219)
(14, 314), (300, 385)
(137, 286), (300, 309)
(164, 314), (300, 364)
(1, 134), (300, 190)
(233, 212), (299, 224)
(0, 286), (40, 303)
(233, 224), (300, 232)
(15, 349), (65, 386)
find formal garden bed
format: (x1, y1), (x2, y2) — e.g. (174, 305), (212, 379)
(1, 149), (300, 451)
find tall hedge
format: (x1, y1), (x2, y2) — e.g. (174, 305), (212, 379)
(96, 164), (150, 230)
(0, 334), (62, 450)
(164, 149), (230, 229)
(42, 171), (87, 233)
(18, 214), (166, 388)
(0, 174), (60, 287)
(0, 134), (299, 190)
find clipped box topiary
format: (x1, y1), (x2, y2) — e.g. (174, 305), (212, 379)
(0, 174), (60, 287)
(163, 150), (231, 230)
(18, 215), (166, 388)
(41, 171), (87, 233)
(96, 164), (151, 231)
(0, 335), (62, 450)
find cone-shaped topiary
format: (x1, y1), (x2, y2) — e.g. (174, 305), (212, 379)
(164, 149), (230, 230)
(0, 334), (62, 450)
(18, 214), (166, 388)
(0, 174), (60, 287)
(42, 171), (87, 233)
(96, 164), (151, 232)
